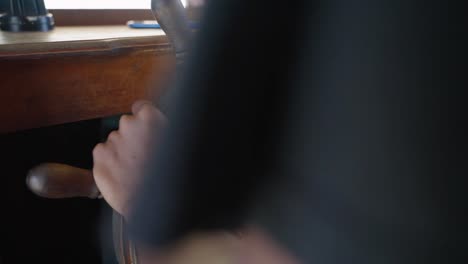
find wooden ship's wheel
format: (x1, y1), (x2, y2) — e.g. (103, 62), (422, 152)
(25, 1), (190, 263)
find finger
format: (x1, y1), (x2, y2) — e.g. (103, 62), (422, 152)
(92, 142), (118, 189)
(106, 131), (121, 145)
(137, 104), (161, 122)
(118, 114), (141, 139)
(92, 143), (106, 163)
(132, 100), (154, 115)
(118, 114), (135, 131)
(92, 140), (117, 164)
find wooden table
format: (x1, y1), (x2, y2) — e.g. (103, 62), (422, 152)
(0, 26), (175, 134)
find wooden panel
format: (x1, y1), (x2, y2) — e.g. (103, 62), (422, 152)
(50, 9), (155, 26)
(0, 26), (175, 134)
(49, 7), (201, 26)
(0, 26), (168, 57)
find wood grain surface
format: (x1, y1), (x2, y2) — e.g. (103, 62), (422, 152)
(50, 9), (155, 26)
(0, 26), (175, 134)
(0, 25), (169, 57)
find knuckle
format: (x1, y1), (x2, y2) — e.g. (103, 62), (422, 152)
(107, 131), (120, 142)
(138, 104), (156, 121)
(119, 114), (132, 129)
(92, 143), (105, 158)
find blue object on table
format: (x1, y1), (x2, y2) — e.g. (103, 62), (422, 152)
(127, 20), (199, 29)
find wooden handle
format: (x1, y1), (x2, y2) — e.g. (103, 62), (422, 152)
(151, 0), (190, 65)
(26, 163), (101, 199)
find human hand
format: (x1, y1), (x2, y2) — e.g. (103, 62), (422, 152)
(92, 100), (166, 218)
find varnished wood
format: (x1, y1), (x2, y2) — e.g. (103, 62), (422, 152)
(0, 26), (175, 134)
(0, 25), (169, 57)
(49, 7), (201, 27)
(26, 163), (100, 199)
(50, 9), (155, 26)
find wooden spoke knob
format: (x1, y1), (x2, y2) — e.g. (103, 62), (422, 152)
(26, 163), (101, 199)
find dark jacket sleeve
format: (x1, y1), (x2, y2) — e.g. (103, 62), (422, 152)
(129, 0), (311, 245)
(129, 0), (464, 263)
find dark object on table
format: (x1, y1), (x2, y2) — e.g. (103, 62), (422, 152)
(0, 0), (54, 32)
(152, 0), (190, 66)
